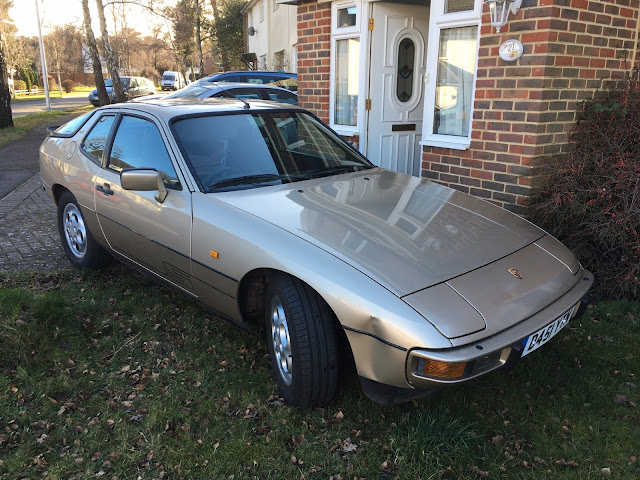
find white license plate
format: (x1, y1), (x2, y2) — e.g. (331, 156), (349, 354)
(521, 306), (576, 357)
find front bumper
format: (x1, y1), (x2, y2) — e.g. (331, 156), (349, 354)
(405, 271), (593, 390)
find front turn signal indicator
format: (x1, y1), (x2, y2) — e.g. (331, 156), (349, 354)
(422, 359), (467, 379)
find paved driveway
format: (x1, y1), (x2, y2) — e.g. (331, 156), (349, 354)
(0, 115), (78, 272)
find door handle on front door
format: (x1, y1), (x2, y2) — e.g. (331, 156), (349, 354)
(96, 184), (114, 196)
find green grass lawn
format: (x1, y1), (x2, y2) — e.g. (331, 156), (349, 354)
(1, 267), (638, 479)
(0, 106), (93, 150)
(11, 86), (94, 103)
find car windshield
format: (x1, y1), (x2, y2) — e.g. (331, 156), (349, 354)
(163, 73), (175, 80)
(172, 112), (373, 192)
(165, 85), (212, 99)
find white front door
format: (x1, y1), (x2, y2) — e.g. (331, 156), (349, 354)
(366, 2), (429, 176)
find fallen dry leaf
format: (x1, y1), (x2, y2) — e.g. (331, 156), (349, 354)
(468, 465), (489, 477)
(292, 434), (306, 447)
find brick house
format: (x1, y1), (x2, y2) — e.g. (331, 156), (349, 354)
(246, 0), (639, 213)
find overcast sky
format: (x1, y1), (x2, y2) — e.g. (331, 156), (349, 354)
(10, 0), (174, 38)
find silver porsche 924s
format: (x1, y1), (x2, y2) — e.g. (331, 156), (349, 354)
(39, 99), (593, 407)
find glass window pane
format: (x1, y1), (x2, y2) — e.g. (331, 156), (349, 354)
(82, 114), (115, 163)
(445, 0), (475, 13)
(109, 116), (180, 188)
(337, 7), (356, 28)
(172, 112), (370, 192)
(55, 111), (94, 136)
(433, 26), (478, 137)
(268, 91), (298, 105)
(334, 38), (360, 127)
(396, 38), (415, 103)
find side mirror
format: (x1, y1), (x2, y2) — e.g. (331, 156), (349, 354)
(120, 169), (168, 203)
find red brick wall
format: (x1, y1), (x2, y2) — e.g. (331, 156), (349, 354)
(422, 0), (640, 213)
(296, 0), (331, 123)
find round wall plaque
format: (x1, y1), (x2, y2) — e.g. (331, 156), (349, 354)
(499, 39), (524, 62)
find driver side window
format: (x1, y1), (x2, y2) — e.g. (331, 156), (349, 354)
(108, 116), (181, 189)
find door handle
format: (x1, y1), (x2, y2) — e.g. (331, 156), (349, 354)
(96, 183), (114, 196)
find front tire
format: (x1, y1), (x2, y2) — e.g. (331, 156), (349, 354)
(265, 273), (341, 408)
(57, 192), (110, 269)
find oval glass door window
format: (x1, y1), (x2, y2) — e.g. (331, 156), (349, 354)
(396, 38), (415, 103)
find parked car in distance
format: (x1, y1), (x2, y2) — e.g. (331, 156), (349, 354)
(88, 76), (156, 106)
(197, 71), (297, 91)
(161, 71), (186, 91)
(147, 82), (298, 104)
(40, 99), (593, 408)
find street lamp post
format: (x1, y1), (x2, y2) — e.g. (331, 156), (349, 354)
(35, 0), (51, 110)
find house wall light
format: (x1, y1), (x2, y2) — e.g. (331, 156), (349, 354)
(486, 0), (522, 32)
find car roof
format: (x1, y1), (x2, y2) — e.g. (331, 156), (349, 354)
(189, 82), (297, 93)
(200, 71), (297, 81)
(96, 97), (303, 120)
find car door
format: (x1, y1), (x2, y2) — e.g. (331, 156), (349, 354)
(127, 78), (140, 98)
(93, 112), (195, 293)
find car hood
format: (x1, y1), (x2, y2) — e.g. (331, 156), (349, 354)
(217, 168), (546, 297)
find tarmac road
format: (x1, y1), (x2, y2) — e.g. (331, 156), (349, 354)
(10, 95), (91, 117)
(0, 112), (81, 199)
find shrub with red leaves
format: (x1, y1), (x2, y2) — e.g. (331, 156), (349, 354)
(527, 71), (639, 299)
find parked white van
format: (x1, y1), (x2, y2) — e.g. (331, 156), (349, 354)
(161, 71), (186, 91)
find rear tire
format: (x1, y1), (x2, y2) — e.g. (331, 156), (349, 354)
(265, 273), (341, 407)
(57, 192), (111, 269)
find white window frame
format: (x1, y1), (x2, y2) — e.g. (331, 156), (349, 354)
(421, 0), (482, 150)
(329, 0), (361, 136)
(260, 0), (265, 23)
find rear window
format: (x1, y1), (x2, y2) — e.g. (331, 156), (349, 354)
(165, 86), (212, 98)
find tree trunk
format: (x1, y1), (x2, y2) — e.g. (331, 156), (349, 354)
(82, 0), (110, 106)
(56, 60), (62, 96)
(209, 0), (229, 71)
(95, 0), (126, 103)
(195, 0), (203, 78)
(0, 32), (14, 129)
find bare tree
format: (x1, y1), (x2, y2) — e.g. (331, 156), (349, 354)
(195, 0), (204, 78)
(96, 0), (126, 102)
(44, 26), (66, 95)
(82, 0), (109, 105)
(0, 0), (14, 128)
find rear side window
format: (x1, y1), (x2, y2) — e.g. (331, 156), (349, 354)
(267, 90), (298, 105)
(226, 88), (261, 99)
(245, 76), (265, 85)
(108, 116), (180, 188)
(217, 74), (239, 83)
(81, 114), (116, 163)
(53, 111), (95, 136)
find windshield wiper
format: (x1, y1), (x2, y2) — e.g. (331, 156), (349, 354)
(207, 173), (310, 191)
